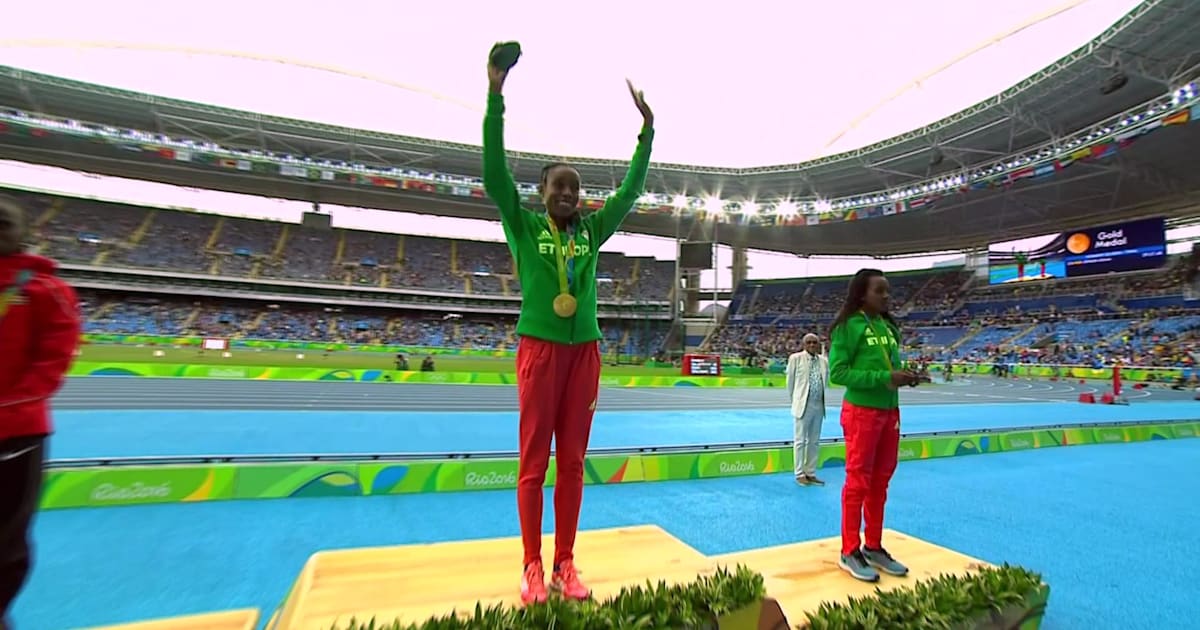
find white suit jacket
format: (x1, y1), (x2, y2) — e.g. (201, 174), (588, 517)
(785, 351), (829, 418)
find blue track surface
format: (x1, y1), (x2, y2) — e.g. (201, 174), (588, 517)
(17, 437), (1200, 630)
(48, 401), (1200, 458)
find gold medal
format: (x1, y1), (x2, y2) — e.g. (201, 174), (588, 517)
(554, 294), (578, 318)
(547, 217), (578, 319)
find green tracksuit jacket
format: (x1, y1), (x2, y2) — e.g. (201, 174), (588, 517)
(829, 313), (903, 410)
(482, 92), (654, 345)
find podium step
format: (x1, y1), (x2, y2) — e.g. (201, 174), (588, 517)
(268, 525), (990, 630)
(712, 529), (988, 621)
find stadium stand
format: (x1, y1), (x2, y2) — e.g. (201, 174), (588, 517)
(78, 289), (668, 358)
(706, 255), (1198, 370)
(14, 189), (675, 301)
(17, 189), (1199, 370)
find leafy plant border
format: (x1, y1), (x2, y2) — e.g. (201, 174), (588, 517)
(327, 564), (767, 630)
(801, 564), (1047, 630)
(324, 563), (1047, 630)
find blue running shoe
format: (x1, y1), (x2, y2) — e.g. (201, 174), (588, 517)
(862, 546), (909, 577)
(838, 549), (880, 582)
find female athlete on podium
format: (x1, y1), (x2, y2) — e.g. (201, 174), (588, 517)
(828, 268), (921, 583)
(482, 42), (655, 605)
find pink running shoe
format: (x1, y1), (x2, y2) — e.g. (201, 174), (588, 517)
(520, 561), (548, 605)
(550, 560), (591, 601)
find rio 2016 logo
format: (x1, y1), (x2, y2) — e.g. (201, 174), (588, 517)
(464, 471), (518, 487)
(206, 368), (246, 379)
(90, 482), (172, 502)
(717, 461), (756, 475)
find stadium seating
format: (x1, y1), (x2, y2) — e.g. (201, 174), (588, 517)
(21, 190), (1199, 368)
(707, 255), (1195, 368)
(909, 326), (968, 348)
(18, 190), (674, 301)
(77, 289), (668, 358)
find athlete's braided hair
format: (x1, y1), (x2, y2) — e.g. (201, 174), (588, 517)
(538, 162), (574, 192)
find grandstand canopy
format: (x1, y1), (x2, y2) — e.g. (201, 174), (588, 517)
(2, 0), (1200, 256)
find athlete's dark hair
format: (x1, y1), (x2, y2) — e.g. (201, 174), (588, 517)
(830, 268), (898, 334)
(538, 162), (574, 191)
(0, 193), (28, 240)
(0, 193), (24, 215)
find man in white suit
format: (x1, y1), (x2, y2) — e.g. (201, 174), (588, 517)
(786, 333), (829, 486)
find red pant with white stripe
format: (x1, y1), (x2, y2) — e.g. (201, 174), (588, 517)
(840, 400), (901, 556)
(516, 335), (601, 567)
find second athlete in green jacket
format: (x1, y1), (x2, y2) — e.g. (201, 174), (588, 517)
(828, 269), (922, 584)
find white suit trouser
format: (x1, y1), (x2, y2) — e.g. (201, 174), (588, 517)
(793, 405), (824, 477)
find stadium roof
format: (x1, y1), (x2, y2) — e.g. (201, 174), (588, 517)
(1, 0), (1199, 256)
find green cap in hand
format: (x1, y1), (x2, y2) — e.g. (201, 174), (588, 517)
(489, 41), (522, 72)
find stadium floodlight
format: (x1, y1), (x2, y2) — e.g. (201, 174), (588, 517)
(813, 199), (832, 214)
(1172, 83), (1195, 105)
(776, 200), (798, 217)
(741, 200), (759, 216)
(672, 194), (688, 210)
(703, 196), (724, 215)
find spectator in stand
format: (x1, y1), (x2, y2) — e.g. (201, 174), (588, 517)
(0, 195), (81, 627)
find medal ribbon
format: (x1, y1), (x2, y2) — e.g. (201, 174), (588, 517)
(861, 311), (896, 371)
(546, 217), (575, 296)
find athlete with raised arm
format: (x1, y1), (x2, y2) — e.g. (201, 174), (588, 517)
(482, 43), (655, 604)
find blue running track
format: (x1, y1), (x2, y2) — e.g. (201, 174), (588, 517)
(16, 438), (1200, 630)
(16, 377), (1200, 629)
(48, 401), (1200, 458)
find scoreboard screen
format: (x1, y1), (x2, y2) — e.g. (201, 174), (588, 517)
(202, 338), (230, 351)
(682, 354), (722, 376)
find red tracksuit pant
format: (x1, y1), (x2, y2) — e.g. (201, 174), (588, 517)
(840, 400), (901, 556)
(516, 335), (601, 567)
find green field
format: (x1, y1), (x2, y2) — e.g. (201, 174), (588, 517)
(79, 344), (682, 377)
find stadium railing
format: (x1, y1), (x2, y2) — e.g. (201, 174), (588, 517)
(937, 361), (1186, 383)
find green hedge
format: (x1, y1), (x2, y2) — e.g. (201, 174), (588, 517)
(329, 565), (766, 630)
(324, 564), (1047, 630)
(803, 565), (1046, 630)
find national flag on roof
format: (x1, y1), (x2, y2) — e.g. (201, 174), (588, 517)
(1033, 163), (1057, 178)
(1163, 109), (1190, 126)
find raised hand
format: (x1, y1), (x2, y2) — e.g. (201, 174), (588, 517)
(626, 79), (653, 128)
(488, 42), (521, 94)
(488, 62), (508, 93)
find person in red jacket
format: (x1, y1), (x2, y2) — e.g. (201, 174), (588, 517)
(0, 194), (80, 628)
